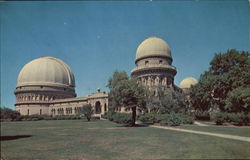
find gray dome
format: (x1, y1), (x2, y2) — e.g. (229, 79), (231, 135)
(136, 37), (172, 61)
(17, 56), (75, 87)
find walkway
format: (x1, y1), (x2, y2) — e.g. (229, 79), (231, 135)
(194, 121), (209, 126)
(150, 125), (250, 142)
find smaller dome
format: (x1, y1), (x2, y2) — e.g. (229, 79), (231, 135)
(180, 77), (197, 89)
(136, 37), (171, 61)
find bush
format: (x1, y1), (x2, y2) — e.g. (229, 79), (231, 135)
(138, 113), (158, 124)
(159, 113), (182, 126)
(92, 116), (100, 120)
(0, 107), (20, 120)
(211, 111), (250, 126)
(211, 112), (226, 125)
(138, 112), (194, 126)
(102, 111), (116, 121)
(180, 114), (195, 124)
(194, 111), (210, 121)
(227, 112), (250, 125)
(112, 113), (132, 124)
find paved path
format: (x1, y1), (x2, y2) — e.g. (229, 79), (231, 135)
(194, 121), (209, 126)
(150, 125), (250, 142)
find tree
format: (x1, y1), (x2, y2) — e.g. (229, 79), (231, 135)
(225, 87), (250, 113)
(108, 71), (147, 126)
(0, 107), (20, 120)
(158, 88), (187, 114)
(81, 104), (93, 121)
(190, 49), (250, 113)
(107, 71), (129, 111)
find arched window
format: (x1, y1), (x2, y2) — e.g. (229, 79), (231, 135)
(145, 61), (149, 65)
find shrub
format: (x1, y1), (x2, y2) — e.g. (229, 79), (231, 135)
(102, 111), (116, 121)
(211, 112), (226, 125)
(194, 111), (210, 121)
(159, 113), (182, 126)
(0, 107), (20, 120)
(180, 114), (195, 124)
(138, 113), (157, 124)
(112, 113), (132, 124)
(41, 115), (52, 120)
(138, 114), (147, 123)
(92, 116), (100, 120)
(227, 112), (250, 125)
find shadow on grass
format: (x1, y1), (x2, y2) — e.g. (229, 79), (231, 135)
(0, 135), (32, 141)
(118, 123), (151, 127)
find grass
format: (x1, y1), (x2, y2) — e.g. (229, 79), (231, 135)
(176, 125), (250, 137)
(1, 120), (250, 160)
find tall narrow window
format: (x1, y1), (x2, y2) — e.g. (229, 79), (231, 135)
(104, 103), (107, 112)
(40, 109), (42, 115)
(27, 109), (29, 115)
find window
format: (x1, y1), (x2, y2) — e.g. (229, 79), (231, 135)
(40, 109), (42, 115)
(27, 109), (29, 115)
(159, 60), (162, 64)
(145, 61), (149, 65)
(104, 103), (107, 112)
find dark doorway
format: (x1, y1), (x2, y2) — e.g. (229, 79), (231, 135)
(95, 101), (101, 114)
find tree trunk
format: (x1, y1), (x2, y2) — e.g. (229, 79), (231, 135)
(87, 117), (90, 121)
(131, 106), (136, 126)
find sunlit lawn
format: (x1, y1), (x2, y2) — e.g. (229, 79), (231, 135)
(1, 120), (249, 160)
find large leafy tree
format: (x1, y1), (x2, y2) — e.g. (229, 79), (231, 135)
(190, 49), (250, 113)
(108, 71), (147, 126)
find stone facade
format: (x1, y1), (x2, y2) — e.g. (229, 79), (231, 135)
(15, 89), (108, 116)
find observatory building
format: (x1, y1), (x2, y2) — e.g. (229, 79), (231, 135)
(15, 57), (108, 116)
(15, 36), (195, 115)
(131, 37), (178, 93)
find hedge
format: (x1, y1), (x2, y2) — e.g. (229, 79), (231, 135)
(138, 113), (194, 126)
(102, 111), (132, 124)
(211, 112), (250, 125)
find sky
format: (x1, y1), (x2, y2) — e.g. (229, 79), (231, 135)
(1, 0), (249, 109)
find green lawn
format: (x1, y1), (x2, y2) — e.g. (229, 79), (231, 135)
(1, 120), (250, 160)
(177, 125), (250, 137)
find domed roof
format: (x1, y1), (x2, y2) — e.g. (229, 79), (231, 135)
(179, 77), (197, 89)
(135, 37), (171, 61)
(17, 56), (75, 87)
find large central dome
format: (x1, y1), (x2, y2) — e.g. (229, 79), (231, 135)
(17, 56), (75, 87)
(135, 37), (172, 61)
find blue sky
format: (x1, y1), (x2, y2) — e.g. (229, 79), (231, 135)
(1, 0), (249, 109)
